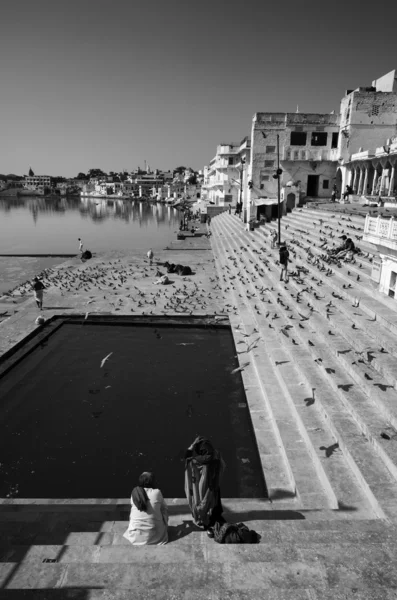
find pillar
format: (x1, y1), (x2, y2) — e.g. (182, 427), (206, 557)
(372, 171), (379, 195)
(351, 168), (357, 191)
(379, 168), (387, 195)
(362, 166), (369, 196)
(388, 166), (395, 197)
(357, 168), (364, 195)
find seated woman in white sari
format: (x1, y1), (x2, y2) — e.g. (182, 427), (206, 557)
(123, 472), (168, 545)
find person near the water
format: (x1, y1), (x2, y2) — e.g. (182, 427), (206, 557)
(123, 472), (168, 545)
(279, 244), (290, 282)
(32, 277), (45, 310)
(78, 237), (83, 252)
(184, 436), (226, 537)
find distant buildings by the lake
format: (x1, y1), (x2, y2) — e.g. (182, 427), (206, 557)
(0, 167), (204, 202)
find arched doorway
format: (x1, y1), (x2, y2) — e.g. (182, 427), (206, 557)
(286, 193), (295, 212)
(335, 168), (342, 198)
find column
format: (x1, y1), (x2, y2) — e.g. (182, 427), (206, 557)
(388, 166), (395, 197)
(379, 168), (387, 195)
(362, 166), (369, 196)
(351, 168), (357, 191)
(372, 171), (379, 195)
(357, 168), (364, 195)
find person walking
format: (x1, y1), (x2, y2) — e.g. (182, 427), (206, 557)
(207, 214), (211, 226)
(123, 472), (168, 545)
(78, 238), (83, 252)
(228, 204), (231, 215)
(331, 184), (337, 202)
(147, 248), (154, 266)
(184, 436), (226, 538)
(32, 277), (45, 310)
(279, 244), (290, 282)
(270, 230), (278, 249)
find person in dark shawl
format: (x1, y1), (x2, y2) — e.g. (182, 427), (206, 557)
(184, 436), (226, 537)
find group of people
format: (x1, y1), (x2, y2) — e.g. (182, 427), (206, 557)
(328, 234), (356, 261)
(123, 436), (259, 546)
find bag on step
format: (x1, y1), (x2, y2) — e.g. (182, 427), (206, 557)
(213, 521), (260, 544)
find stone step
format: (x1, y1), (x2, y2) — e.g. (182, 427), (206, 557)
(225, 214), (397, 426)
(255, 223), (397, 337)
(258, 231), (397, 390)
(214, 214), (397, 521)
(1, 540), (397, 595)
(213, 216), (386, 518)
(227, 215), (397, 395)
(213, 227), (341, 510)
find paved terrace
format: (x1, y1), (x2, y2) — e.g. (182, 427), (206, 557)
(0, 218), (397, 598)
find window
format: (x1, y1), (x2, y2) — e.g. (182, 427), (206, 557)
(261, 175), (270, 181)
(260, 184), (264, 189)
(331, 132), (339, 148)
(285, 150), (291, 160)
(371, 105), (380, 116)
(294, 151), (299, 160)
(300, 150), (306, 160)
(311, 132), (328, 146)
(266, 145), (275, 153)
(290, 131), (307, 145)
(265, 160), (274, 167)
(323, 179), (329, 189)
(228, 157), (234, 165)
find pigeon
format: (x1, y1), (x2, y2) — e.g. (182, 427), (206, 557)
(100, 352), (113, 368)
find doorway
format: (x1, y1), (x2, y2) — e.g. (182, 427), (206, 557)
(307, 175), (319, 197)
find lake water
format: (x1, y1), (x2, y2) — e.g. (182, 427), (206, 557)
(0, 196), (182, 254)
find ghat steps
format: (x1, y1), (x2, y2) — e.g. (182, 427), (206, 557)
(0, 503), (397, 598)
(211, 210), (397, 524)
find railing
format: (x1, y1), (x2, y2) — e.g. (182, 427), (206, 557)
(364, 215), (397, 241)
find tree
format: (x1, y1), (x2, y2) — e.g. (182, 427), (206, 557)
(76, 172), (87, 180)
(173, 166), (186, 175)
(29, 167), (34, 176)
(88, 168), (107, 179)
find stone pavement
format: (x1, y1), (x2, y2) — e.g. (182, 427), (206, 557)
(1, 216), (397, 598)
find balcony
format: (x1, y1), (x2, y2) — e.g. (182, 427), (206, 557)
(364, 215), (397, 253)
(282, 147), (337, 161)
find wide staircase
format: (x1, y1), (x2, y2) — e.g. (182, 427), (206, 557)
(2, 206), (397, 598)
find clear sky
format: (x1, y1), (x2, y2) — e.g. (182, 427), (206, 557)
(0, 0), (396, 177)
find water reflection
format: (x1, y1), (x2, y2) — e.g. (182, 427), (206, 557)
(0, 196), (177, 224)
(0, 196), (182, 253)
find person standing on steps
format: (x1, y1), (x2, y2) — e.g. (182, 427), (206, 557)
(32, 277), (45, 310)
(279, 244), (290, 282)
(271, 230), (278, 249)
(184, 436), (226, 538)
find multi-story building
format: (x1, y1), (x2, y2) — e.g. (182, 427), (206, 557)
(336, 69), (397, 199)
(246, 112), (339, 225)
(203, 138), (251, 208)
(24, 174), (52, 190)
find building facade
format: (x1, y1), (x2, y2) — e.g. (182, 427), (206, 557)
(336, 69), (397, 198)
(246, 112), (339, 226)
(202, 138), (251, 208)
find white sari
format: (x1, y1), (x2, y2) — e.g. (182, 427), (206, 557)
(123, 488), (168, 545)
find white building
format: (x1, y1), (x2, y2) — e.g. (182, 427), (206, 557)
(203, 138), (251, 208)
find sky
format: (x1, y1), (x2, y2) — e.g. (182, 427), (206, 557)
(0, 0), (396, 177)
